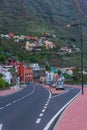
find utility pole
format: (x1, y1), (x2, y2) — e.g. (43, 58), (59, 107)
(67, 22), (84, 95)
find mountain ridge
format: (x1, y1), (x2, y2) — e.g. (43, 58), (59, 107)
(0, 0), (87, 67)
(0, 0), (87, 35)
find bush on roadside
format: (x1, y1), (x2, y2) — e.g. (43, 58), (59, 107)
(0, 78), (10, 89)
(0, 78), (6, 89)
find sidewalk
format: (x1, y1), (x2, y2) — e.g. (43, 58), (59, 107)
(0, 86), (22, 96)
(54, 87), (87, 130)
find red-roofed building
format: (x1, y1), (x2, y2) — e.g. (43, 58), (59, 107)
(8, 33), (15, 38)
(25, 36), (34, 40)
(9, 60), (33, 83)
(17, 63), (33, 83)
(25, 36), (38, 40)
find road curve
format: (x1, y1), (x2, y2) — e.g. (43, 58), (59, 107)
(0, 84), (80, 130)
(0, 83), (51, 130)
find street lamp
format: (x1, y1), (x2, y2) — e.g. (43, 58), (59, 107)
(0, 35), (1, 46)
(67, 22), (84, 95)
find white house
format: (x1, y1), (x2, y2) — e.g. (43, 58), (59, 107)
(2, 71), (12, 84)
(46, 71), (54, 82)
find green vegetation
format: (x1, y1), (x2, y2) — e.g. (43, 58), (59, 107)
(0, 0), (86, 37)
(0, 78), (6, 89)
(0, 37), (87, 68)
(0, 78), (10, 89)
(65, 66), (87, 85)
(0, 0), (87, 68)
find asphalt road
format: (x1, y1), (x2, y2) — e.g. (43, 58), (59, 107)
(43, 87), (80, 130)
(0, 84), (80, 130)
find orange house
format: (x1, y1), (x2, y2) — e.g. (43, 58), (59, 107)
(16, 63), (33, 83)
(23, 66), (33, 83)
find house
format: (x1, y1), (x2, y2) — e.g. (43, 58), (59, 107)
(16, 63), (33, 83)
(0, 64), (14, 84)
(8, 33), (15, 38)
(66, 68), (73, 75)
(60, 46), (72, 53)
(44, 40), (55, 49)
(2, 71), (12, 84)
(13, 36), (20, 42)
(19, 35), (25, 40)
(8, 61), (34, 84)
(45, 71), (54, 83)
(22, 66), (33, 83)
(25, 41), (36, 50)
(1, 34), (9, 38)
(29, 63), (45, 82)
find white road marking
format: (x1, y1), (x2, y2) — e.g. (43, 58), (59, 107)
(21, 97), (25, 100)
(0, 107), (4, 110)
(44, 106), (47, 109)
(35, 118), (41, 124)
(42, 109), (46, 112)
(0, 123), (3, 130)
(35, 86), (52, 125)
(47, 99), (50, 102)
(5, 103), (11, 107)
(12, 100), (17, 104)
(43, 91), (81, 130)
(51, 89), (69, 99)
(0, 85), (36, 111)
(46, 102), (48, 105)
(17, 98), (21, 101)
(39, 113), (44, 117)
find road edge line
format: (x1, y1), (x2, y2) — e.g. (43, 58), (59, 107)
(0, 124), (3, 130)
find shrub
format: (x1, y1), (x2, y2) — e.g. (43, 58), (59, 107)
(0, 78), (11, 89)
(0, 78), (6, 89)
(63, 73), (71, 79)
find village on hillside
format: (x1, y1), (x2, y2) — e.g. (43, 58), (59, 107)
(0, 32), (80, 53)
(0, 32), (85, 90)
(0, 58), (75, 90)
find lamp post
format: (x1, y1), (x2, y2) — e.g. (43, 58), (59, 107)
(0, 35), (1, 46)
(67, 22), (84, 95)
(79, 23), (84, 95)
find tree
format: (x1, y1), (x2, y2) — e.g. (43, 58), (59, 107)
(58, 69), (62, 75)
(0, 78), (6, 89)
(0, 55), (7, 64)
(45, 64), (50, 71)
(72, 66), (81, 81)
(0, 47), (7, 64)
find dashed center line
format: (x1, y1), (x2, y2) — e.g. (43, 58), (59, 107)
(12, 100), (17, 104)
(0, 107), (4, 110)
(5, 103), (11, 107)
(35, 89), (52, 125)
(39, 113), (44, 117)
(0, 86), (35, 111)
(45, 103), (48, 106)
(42, 109), (46, 112)
(17, 99), (21, 101)
(35, 118), (41, 124)
(44, 106), (47, 109)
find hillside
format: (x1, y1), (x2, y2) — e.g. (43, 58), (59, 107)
(0, 0), (87, 34)
(0, 0), (87, 68)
